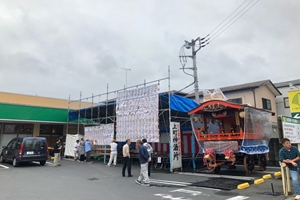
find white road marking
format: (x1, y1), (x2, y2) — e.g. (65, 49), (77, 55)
(225, 196), (249, 200)
(151, 179), (192, 186)
(170, 189), (209, 196)
(150, 179), (221, 191)
(0, 164), (9, 169)
(177, 172), (254, 181)
(151, 179), (192, 185)
(154, 194), (191, 200)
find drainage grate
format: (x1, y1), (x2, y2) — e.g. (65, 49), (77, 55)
(191, 178), (252, 191)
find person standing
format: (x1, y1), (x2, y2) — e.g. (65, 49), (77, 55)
(74, 140), (80, 161)
(279, 138), (300, 200)
(79, 138), (85, 163)
(142, 138), (153, 177)
(53, 138), (62, 167)
(107, 139), (118, 167)
(135, 139), (150, 186)
(85, 139), (93, 164)
(122, 139), (132, 177)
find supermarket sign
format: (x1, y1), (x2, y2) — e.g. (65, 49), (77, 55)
(282, 116), (300, 144)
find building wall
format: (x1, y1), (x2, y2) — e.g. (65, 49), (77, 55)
(254, 86), (277, 123)
(276, 86), (292, 117)
(0, 92), (93, 109)
(222, 90), (255, 106)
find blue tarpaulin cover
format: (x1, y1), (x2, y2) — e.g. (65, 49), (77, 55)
(161, 94), (198, 112)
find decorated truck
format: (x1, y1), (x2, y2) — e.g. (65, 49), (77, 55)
(188, 90), (274, 174)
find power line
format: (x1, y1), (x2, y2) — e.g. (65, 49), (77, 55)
(209, 0), (249, 36)
(210, 0), (255, 38)
(210, 0), (260, 43)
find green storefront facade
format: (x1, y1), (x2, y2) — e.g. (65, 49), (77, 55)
(0, 103), (78, 147)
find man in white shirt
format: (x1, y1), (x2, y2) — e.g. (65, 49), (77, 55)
(74, 140), (80, 161)
(107, 139), (118, 167)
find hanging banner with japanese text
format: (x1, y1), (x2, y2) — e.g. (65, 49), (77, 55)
(170, 122), (182, 169)
(116, 84), (159, 142)
(282, 116), (300, 144)
(84, 124), (114, 145)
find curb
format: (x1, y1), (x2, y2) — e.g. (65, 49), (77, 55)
(254, 178), (265, 184)
(237, 182), (250, 189)
(263, 174), (272, 179)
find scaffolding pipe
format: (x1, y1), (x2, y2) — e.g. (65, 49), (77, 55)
(91, 93), (94, 124)
(168, 65), (172, 173)
(68, 77), (169, 103)
(66, 95), (70, 135)
(77, 92), (82, 134)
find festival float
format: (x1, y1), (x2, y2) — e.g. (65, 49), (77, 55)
(188, 89), (274, 174)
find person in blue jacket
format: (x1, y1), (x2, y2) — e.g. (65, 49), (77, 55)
(135, 139), (150, 186)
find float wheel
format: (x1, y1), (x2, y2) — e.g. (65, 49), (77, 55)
(244, 155), (255, 175)
(258, 154), (267, 171)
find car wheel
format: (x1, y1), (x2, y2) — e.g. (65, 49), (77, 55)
(0, 155), (5, 163)
(40, 160), (46, 166)
(12, 158), (19, 167)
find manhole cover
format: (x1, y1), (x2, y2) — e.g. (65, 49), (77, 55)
(191, 178), (252, 191)
(88, 177), (99, 180)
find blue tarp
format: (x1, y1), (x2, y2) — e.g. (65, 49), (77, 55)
(161, 94), (199, 112)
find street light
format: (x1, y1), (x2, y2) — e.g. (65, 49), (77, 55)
(121, 68), (131, 88)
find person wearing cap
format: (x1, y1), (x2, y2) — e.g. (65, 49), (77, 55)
(107, 139), (118, 167)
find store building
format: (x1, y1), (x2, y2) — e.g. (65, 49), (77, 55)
(0, 92), (93, 147)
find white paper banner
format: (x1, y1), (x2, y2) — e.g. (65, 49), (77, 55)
(116, 84), (159, 142)
(170, 122), (182, 169)
(282, 116), (300, 144)
(84, 124), (114, 145)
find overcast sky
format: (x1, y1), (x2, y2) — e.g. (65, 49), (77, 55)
(0, 0), (299, 102)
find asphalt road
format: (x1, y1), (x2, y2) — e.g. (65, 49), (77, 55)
(0, 159), (290, 200)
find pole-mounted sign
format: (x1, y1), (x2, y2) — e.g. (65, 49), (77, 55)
(288, 90), (300, 119)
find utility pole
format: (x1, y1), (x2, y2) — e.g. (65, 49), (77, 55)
(191, 39), (200, 103)
(179, 36), (209, 171)
(179, 36), (209, 103)
(121, 68), (131, 88)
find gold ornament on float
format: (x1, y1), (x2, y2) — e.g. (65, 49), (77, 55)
(239, 111), (245, 118)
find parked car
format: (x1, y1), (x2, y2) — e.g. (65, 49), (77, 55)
(0, 137), (48, 167)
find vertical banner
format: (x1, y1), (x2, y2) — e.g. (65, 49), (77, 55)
(116, 84), (159, 142)
(84, 124), (114, 145)
(282, 116), (300, 143)
(170, 122), (182, 170)
(288, 90), (300, 119)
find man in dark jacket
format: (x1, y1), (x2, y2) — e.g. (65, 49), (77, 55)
(53, 138), (62, 167)
(135, 139), (150, 186)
